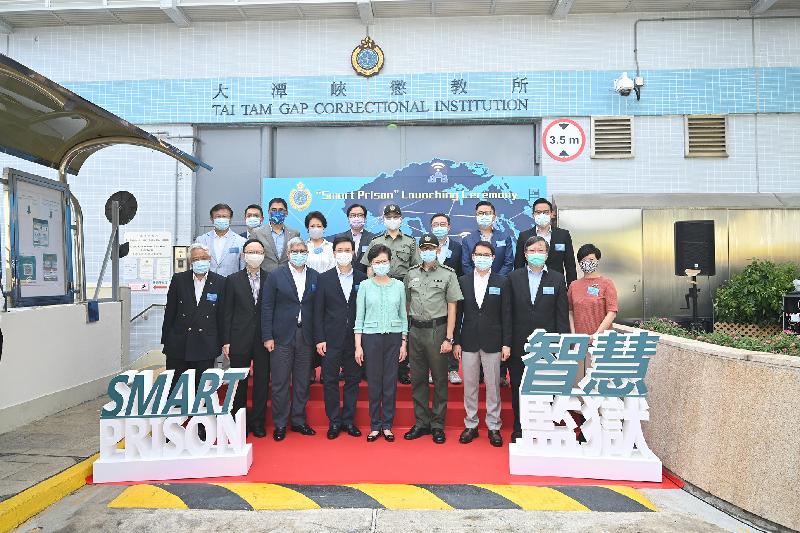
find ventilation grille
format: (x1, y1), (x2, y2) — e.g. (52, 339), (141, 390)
(590, 116), (633, 159)
(685, 115), (728, 158)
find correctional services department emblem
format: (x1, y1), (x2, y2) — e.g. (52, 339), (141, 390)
(289, 182), (312, 211)
(351, 36), (384, 78)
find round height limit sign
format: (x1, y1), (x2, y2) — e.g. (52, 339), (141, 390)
(542, 119), (586, 162)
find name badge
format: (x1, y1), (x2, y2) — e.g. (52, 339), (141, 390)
(587, 286), (600, 297)
(229, 246), (239, 254)
(488, 286), (501, 295)
(310, 283), (316, 292)
(495, 240), (506, 247)
(362, 245), (370, 253)
(313, 247), (323, 254)
(555, 243), (565, 252)
(354, 283), (360, 292)
(542, 286), (554, 295)
(206, 293), (218, 302)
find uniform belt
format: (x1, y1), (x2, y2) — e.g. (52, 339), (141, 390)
(410, 316), (447, 329)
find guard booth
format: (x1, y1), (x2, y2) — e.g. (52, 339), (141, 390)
(0, 53), (209, 433)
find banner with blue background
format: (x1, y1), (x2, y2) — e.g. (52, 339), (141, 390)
(262, 159), (547, 242)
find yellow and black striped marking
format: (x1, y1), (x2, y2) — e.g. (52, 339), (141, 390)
(108, 483), (657, 512)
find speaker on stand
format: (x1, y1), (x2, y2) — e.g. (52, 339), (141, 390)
(674, 220), (715, 332)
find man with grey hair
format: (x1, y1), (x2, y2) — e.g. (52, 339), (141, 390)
(505, 235), (569, 442)
(262, 236), (319, 441)
(161, 242), (227, 440)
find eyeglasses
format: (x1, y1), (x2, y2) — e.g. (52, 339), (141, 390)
(371, 260), (390, 265)
(476, 210), (494, 216)
(533, 209), (551, 215)
(431, 222), (449, 228)
(473, 253), (493, 258)
(270, 208), (288, 214)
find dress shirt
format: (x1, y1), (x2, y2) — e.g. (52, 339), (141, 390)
(437, 237), (450, 264)
(337, 266), (354, 302)
(289, 265), (307, 323)
(473, 269), (491, 308)
(247, 268), (260, 302)
(213, 231), (229, 263)
(193, 273), (207, 305)
(351, 230), (363, 252)
(271, 227), (285, 258)
(536, 225), (552, 244)
(527, 265), (547, 306)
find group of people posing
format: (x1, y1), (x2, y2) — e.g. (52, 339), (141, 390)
(161, 197), (618, 447)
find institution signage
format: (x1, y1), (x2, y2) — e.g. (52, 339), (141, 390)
(509, 329), (663, 482)
(93, 368), (253, 483)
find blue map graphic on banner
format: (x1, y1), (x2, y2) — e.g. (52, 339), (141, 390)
(262, 159), (546, 242)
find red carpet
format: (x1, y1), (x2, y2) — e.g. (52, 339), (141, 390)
(93, 375), (677, 488)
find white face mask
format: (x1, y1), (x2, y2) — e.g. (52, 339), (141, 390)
(384, 217), (402, 231)
(335, 251), (353, 266)
(244, 253), (264, 268)
(308, 227), (324, 240)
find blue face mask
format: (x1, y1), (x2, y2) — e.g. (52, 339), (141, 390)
(420, 250), (438, 263)
(473, 255), (493, 271)
(526, 252), (548, 267)
(213, 217), (230, 231)
(476, 214), (493, 228)
(372, 263), (391, 277)
(431, 226), (448, 239)
(289, 251), (308, 267)
(192, 259), (211, 274)
(269, 210), (287, 225)
(245, 216), (262, 229)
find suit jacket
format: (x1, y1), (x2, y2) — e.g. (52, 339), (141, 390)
(261, 264), (318, 346)
(335, 229), (376, 273)
(461, 231), (514, 277)
(313, 267), (367, 351)
(161, 270), (226, 362)
(221, 268), (267, 356)
(440, 238), (463, 277)
(514, 226), (577, 285)
(506, 267), (570, 358)
(251, 224), (301, 274)
(195, 230), (246, 278)
(454, 272), (511, 353)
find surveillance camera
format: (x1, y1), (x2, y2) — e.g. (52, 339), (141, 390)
(614, 72), (634, 97)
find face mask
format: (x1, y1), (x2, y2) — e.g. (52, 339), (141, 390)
(473, 256), (493, 271)
(534, 213), (551, 227)
(579, 259), (599, 274)
(372, 263), (391, 277)
(349, 216), (365, 229)
(269, 210), (286, 225)
(420, 250), (437, 263)
(526, 252), (548, 267)
(431, 226), (448, 239)
(213, 217), (230, 231)
(244, 253), (264, 268)
(191, 259), (211, 274)
(308, 227), (324, 240)
(384, 217), (402, 231)
(289, 251), (308, 267)
(245, 216), (262, 229)
(476, 214), (493, 228)
(335, 252), (353, 266)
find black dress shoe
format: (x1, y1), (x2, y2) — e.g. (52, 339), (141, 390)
(403, 426), (431, 440)
(488, 430), (503, 447)
(291, 424), (317, 436)
(432, 428), (446, 444)
(327, 425), (341, 440)
(343, 424), (362, 437)
(459, 427), (479, 444)
(511, 429), (522, 443)
(398, 375), (411, 385)
(367, 431), (380, 442)
(382, 429), (395, 442)
(252, 426), (267, 438)
(273, 427), (287, 441)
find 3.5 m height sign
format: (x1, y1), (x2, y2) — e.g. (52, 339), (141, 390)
(542, 119), (586, 162)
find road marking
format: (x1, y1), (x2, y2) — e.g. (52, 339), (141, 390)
(108, 484), (188, 509)
(347, 483), (452, 510)
(475, 485), (590, 511)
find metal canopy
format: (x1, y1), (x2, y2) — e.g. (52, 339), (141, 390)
(0, 53), (211, 176)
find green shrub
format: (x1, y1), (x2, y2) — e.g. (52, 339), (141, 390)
(713, 259), (800, 326)
(636, 318), (800, 357)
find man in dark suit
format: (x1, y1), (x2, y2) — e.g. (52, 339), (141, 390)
(161, 243), (227, 440)
(514, 198), (577, 286)
(430, 213), (464, 383)
(222, 238), (269, 438)
(336, 203), (375, 273)
(262, 237), (319, 441)
(313, 235), (367, 439)
(506, 235), (570, 441)
(453, 241), (511, 448)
